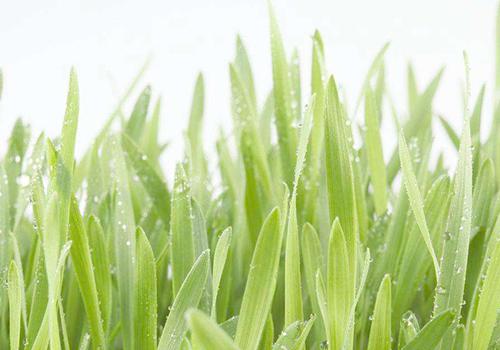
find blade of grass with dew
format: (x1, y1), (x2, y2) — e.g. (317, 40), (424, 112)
(157, 250), (210, 350)
(187, 309), (239, 350)
(284, 96), (315, 326)
(401, 310), (455, 350)
(433, 118), (472, 349)
(272, 316), (315, 350)
(8, 261), (22, 350)
(393, 175), (451, 320)
(367, 274), (391, 350)
(468, 238), (500, 350)
(68, 196), (106, 350)
(170, 163), (195, 296)
(235, 36), (257, 109)
(211, 227), (231, 319)
(327, 218), (354, 350)
(399, 132), (440, 279)
(87, 216), (112, 335)
(364, 87), (387, 215)
(109, 134), (137, 350)
(125, 86), (151, 142)
(398, 312), (420, 348)
(269, 3), (297, 186)
(122, 134), (171, 229)
(438, 116), (460, 150)
(134, 227), (157, 350)
(323, 76), (357, 348)
(235, 208), (282, 350)
(289, 49), (301, 121)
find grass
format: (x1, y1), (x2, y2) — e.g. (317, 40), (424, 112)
(1, 3), (500, 350)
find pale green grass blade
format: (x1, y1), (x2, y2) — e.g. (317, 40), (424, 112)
(402, 310), (455, 350)
(367, 274), (391, 350)
(87, 216), (112, 334)
(301, 223), (325, 340)
(211, 227), (232, 319)
(315, 270), (329, 344)
(109, 135), (137, 350)
(68, 196), (105, 350)
(269, 3), (297, 185)
(187, 309), (239, 350)
(398, 312), (420, 348)
(187, 73), (204, 147)
(8, 261), (22, 350)
(134, 227), (157, 350)
(342, 249), (371, 350)
(327, 218), (352, 350)
(170, 163), (195, 295)
(9, 234), (27, 335)
(438, 116), (460, 150)
(354, 42), (390, 114)
(272, 316), (315, 350)
(433, 118), (472, 348)
(235, 35), (257, 109)
(158, 250), (210, 350)
(399, 132), (440, 279)
(235, 208), (282, 350)
(364, 87), (387, 215)
(284, 97), (314, 326)
(289, 49), (301, 121)
(470, 239), (500, 350)
(122, 134), (171, 228)
(125, 86), (151, 141)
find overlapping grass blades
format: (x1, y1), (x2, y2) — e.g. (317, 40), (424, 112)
(0, 2), (500, 350)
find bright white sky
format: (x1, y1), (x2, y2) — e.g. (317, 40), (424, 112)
(0, 0), (497, 169)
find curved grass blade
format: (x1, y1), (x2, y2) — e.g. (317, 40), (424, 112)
(235, 208), (282, 350)
(8, 261), (22, 350)
(158, 251), (210, 350)
(399, 132), (440, 279)
(187, 309), (239, 350)
(211, 228), (232, 319)
(364, 87), (387, 215)
(367, 274), (391, 350)
(134, 227), (157, 350)
(125, 86), (151, 141)
(272, 316), (315, 350)
(402, 310), (455, 350)
(68, 196), (105, 350)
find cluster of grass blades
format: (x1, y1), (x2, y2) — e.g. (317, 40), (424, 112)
(1, 3), (500, 350)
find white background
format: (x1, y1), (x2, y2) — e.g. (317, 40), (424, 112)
(0, 0), (497, 171)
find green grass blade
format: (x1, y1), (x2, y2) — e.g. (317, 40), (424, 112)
(469, 239), (500, 350)
(364, 87), (387, 215)
(134, 227), (157, 350)
(68, 196), (105, 350)
(272, 316), (315, 350)
(158, 250), (210, 350)
(125, 86), (151, 141)
(187, 309), (239, 350)
(8, 261), (22, 350)
(433, 118), (472, 348)
(399, 132), (440, 279)
(367, 274), (391, 350)
(402, 310), (455, 350)
(170, 163), (195, 295)
(235, 208), (282, 350)
(211, 227), (232, 319)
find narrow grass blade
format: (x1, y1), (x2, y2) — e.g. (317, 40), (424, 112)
(434, 118), (472, 349)
(399, 132), (440, 279)
(402, 310), (455, 350)
(8, 261), (22, 350)
(170, 163), (195, 295)
(364, 87), (387, 215)
(367, 274), (391, 350)
(235, 208), (282, 350)
(187, 309), (239, 350)
(158, 251), (210, 350)
(68, 196), (105, 350)
(211, 228), (232, 319)
(469, 239), (500, 350)
(134, 227), (157, 350)
(272, 316), (315, 350)
(125, 86), (151, 141)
